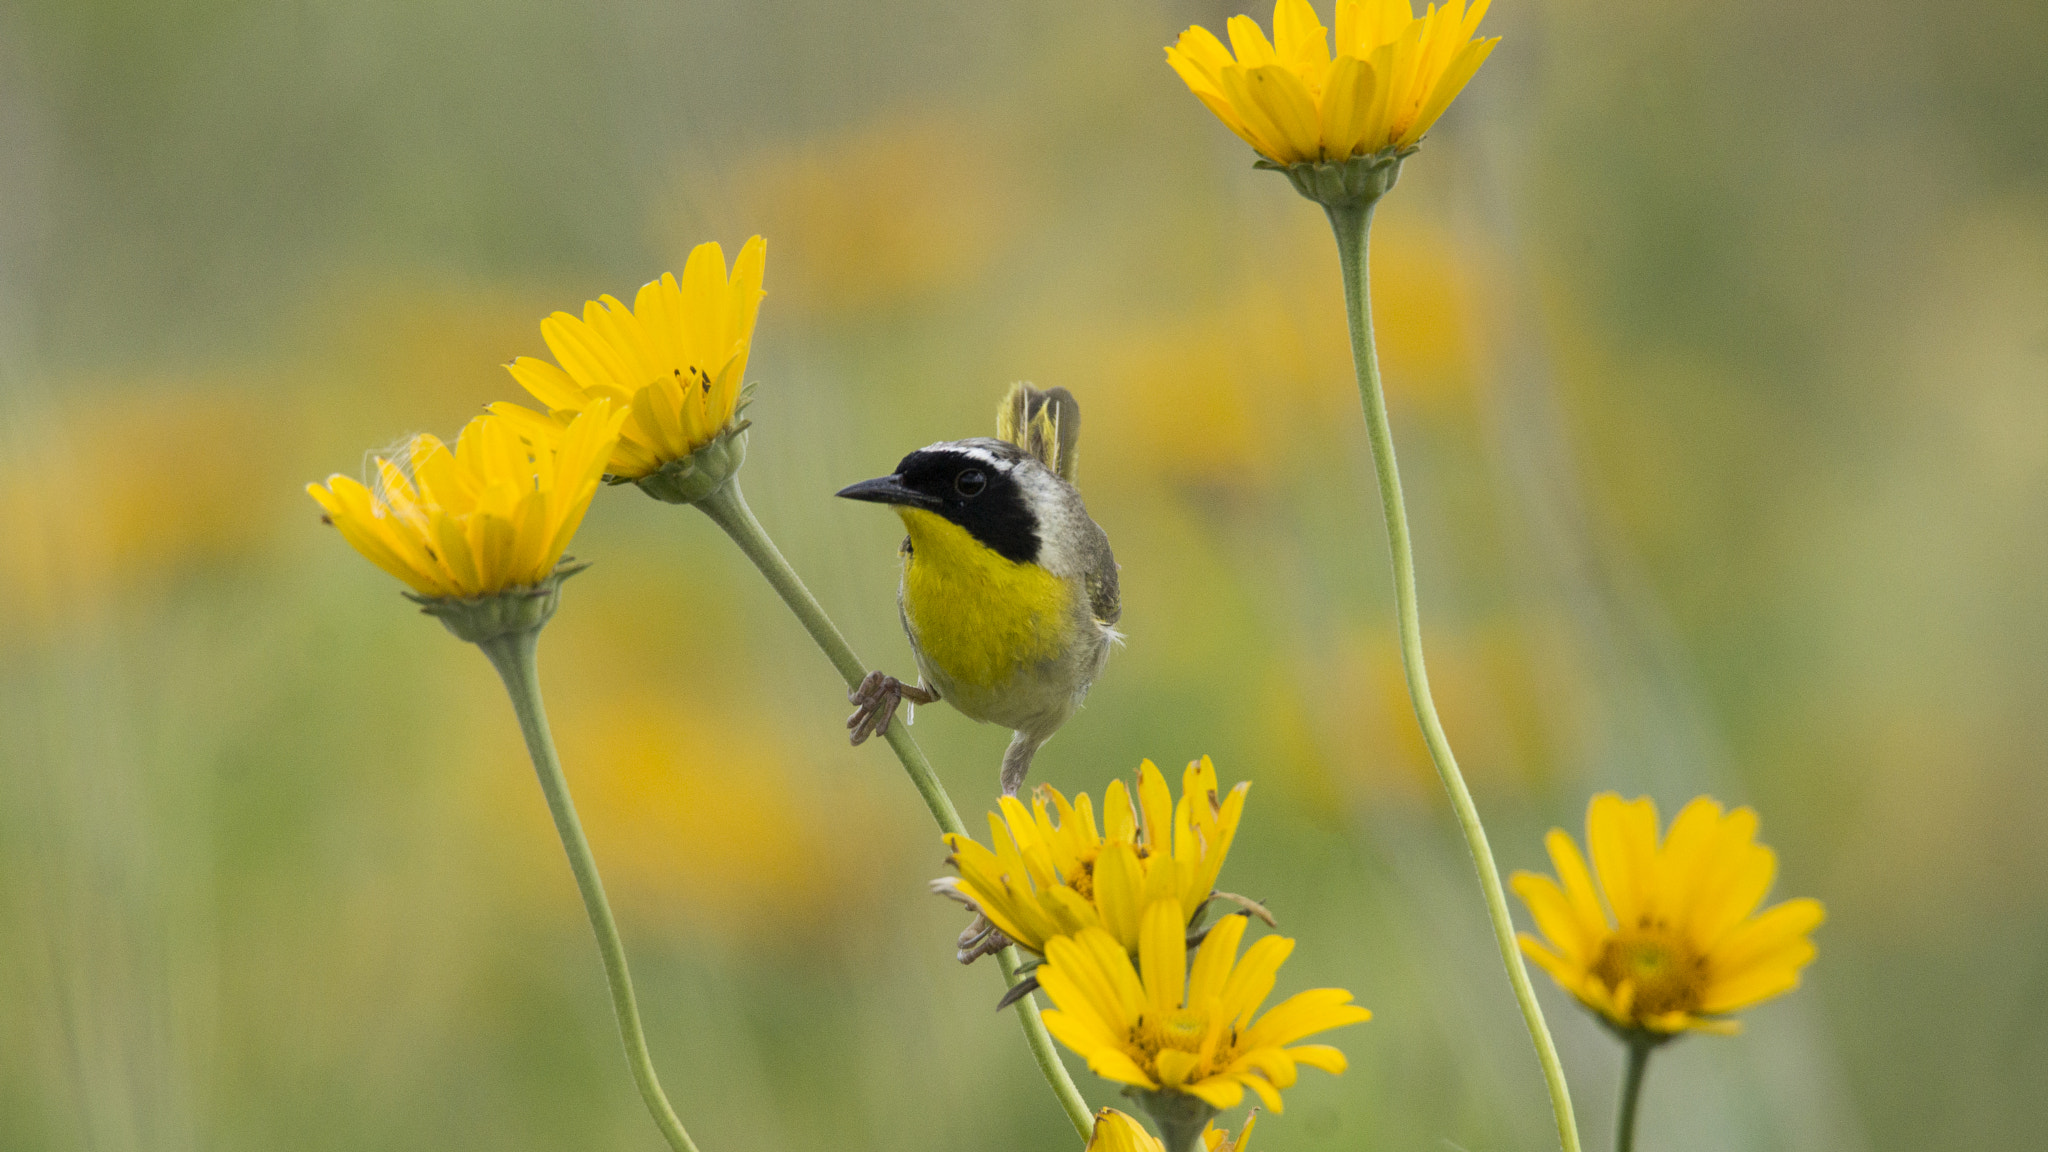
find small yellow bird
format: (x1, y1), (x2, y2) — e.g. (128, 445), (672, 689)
(836, 384), (1120, 794)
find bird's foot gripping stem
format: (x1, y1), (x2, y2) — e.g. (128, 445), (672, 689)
(847, 671), (938, 746)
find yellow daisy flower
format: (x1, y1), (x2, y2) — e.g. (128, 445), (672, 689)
(307, 401), (626, 601)
(1166, 0), (1499, 166)
(937, 757), (1250, 958)
(1512, 793), (1826, 1036)
(494, 236), (766, 483)
(1039, 898), (1369, 1113)
(1086, 1108), (1257, 1152)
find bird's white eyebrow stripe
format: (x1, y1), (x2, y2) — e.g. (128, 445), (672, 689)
(922, 443), (1014, 471)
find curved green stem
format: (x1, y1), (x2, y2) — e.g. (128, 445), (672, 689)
(1325, 201), (1582, 1152)
(1615, 1037), (1654, 1152)
(478, 628), (701, 1152)
(693, 477), (1096, 1142)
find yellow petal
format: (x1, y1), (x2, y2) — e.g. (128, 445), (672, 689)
(1173, 24), (1238, 77)
(1652, 795), (1726, 923)
(1060, 795), (1094, 850)
(1689, 838), (1775, 947)
(1706, 897), (1825, 977)
(1396, 35), (1496, 147)
(1510, 871), (1590, 962)
(1089, 1111), (1164, 1152)
(1272, 0), (1331, 76)
(1239, 1071), (1284, 1112)
(1699, 947), (1811, 1014)
(506, 355), (591, 412)
(1140, 898), (1188, 1016)
(1232, 64), (1325, 162)
(1317, 53), (1378, 160)
(310, 478), (437, 593)
(1227, 14), (1279, 67)
(1517, 932), (1583, 992)
(1095, 841), (1147, 952)
(1168, 40), (1264, 150)
(1104, 778), (1137, 844)
(1041, 931), (1136, 1037)
(540, 310), (635, 396)
(1136, 760), (1174, 849)
(1242, 987), (1370, 1048)
(1185, 1076), (1246, 1110)
(1188, 781), (1249, 902)
(722, 234), (768, 389)
(1287, 1043), (1351, 1073)
(1188, 913), (1248, 1007)
(1155, 1048), (1201, 1088)
(1545, 828), (1612, 944)
(1220, 935), (1295, 1027)
(1588, 793), (1659, 927)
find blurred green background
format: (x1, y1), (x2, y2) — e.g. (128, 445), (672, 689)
(3, 0), (2044, 1149)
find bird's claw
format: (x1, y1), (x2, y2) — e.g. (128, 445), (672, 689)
(847, 671), (935, 746)
(955, 911), (1012, 965)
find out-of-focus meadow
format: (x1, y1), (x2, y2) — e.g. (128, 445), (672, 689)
(2, 0), (2044, 1149)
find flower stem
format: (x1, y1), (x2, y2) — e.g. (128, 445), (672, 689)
(1324, 200), (1582, 1152)
(1616, 1037), (1654, 1152)
(693, 478), (1096, 1142)
(1139, 1089), (1219, 1152)
(477, 628), (701, 1152)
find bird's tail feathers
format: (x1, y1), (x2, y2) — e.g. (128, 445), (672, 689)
(996, 382), (1081, 483)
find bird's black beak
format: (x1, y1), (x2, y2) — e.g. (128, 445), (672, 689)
(835, 474), (941, 509)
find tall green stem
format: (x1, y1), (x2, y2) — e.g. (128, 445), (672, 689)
(1325, 201), (1582, 1152)
(694, 478), (1096, 1142)
(1615, 1038), (1654, 1152)
(478, 628), (701, 1152)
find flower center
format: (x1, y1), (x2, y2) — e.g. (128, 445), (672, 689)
(1067, 852), (1097, 900)
(1132, 1008), (1211, 1062)
(1060, 843), (1146, 902)
(1592, 926), (1707, 1019)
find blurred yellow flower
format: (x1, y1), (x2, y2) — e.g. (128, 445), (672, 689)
(1166, 0), (1498, 165)
(534, 686), (897, 943)
(1512, 793), (1826, 1036)
(2, 389), (287, 638)
(307, 402), (625, 599)
(717, 113), (1015, 317)
(1087, 1108), (1256, 1152)
(495, 237), (766, 480)
(1040, 898), (1368, 1111)
(937, 757), (1249, 957)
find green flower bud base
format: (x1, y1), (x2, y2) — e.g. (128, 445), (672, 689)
(633, 422), (750, 506)
(407, 560), (590, 644)
(1136, 1089), (1219, 1152)
(1258, 148), (1410, 210)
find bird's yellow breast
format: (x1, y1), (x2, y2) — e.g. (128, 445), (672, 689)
(897, 508), (1069, 691)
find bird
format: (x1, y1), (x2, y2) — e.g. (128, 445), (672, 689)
(835, 383), (1120, 795)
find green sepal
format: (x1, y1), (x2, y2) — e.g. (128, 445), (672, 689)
(1257, 147), (1413, 209)
(405, 558), (590, 644)
(1594, 1013), (1686, 1054)
(1133, 1088), (1221, 1152)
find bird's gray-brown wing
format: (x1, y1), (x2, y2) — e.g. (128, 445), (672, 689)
(1080, 520), (1120, 626)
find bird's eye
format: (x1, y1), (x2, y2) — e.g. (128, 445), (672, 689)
(955, 469), (987, 497)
